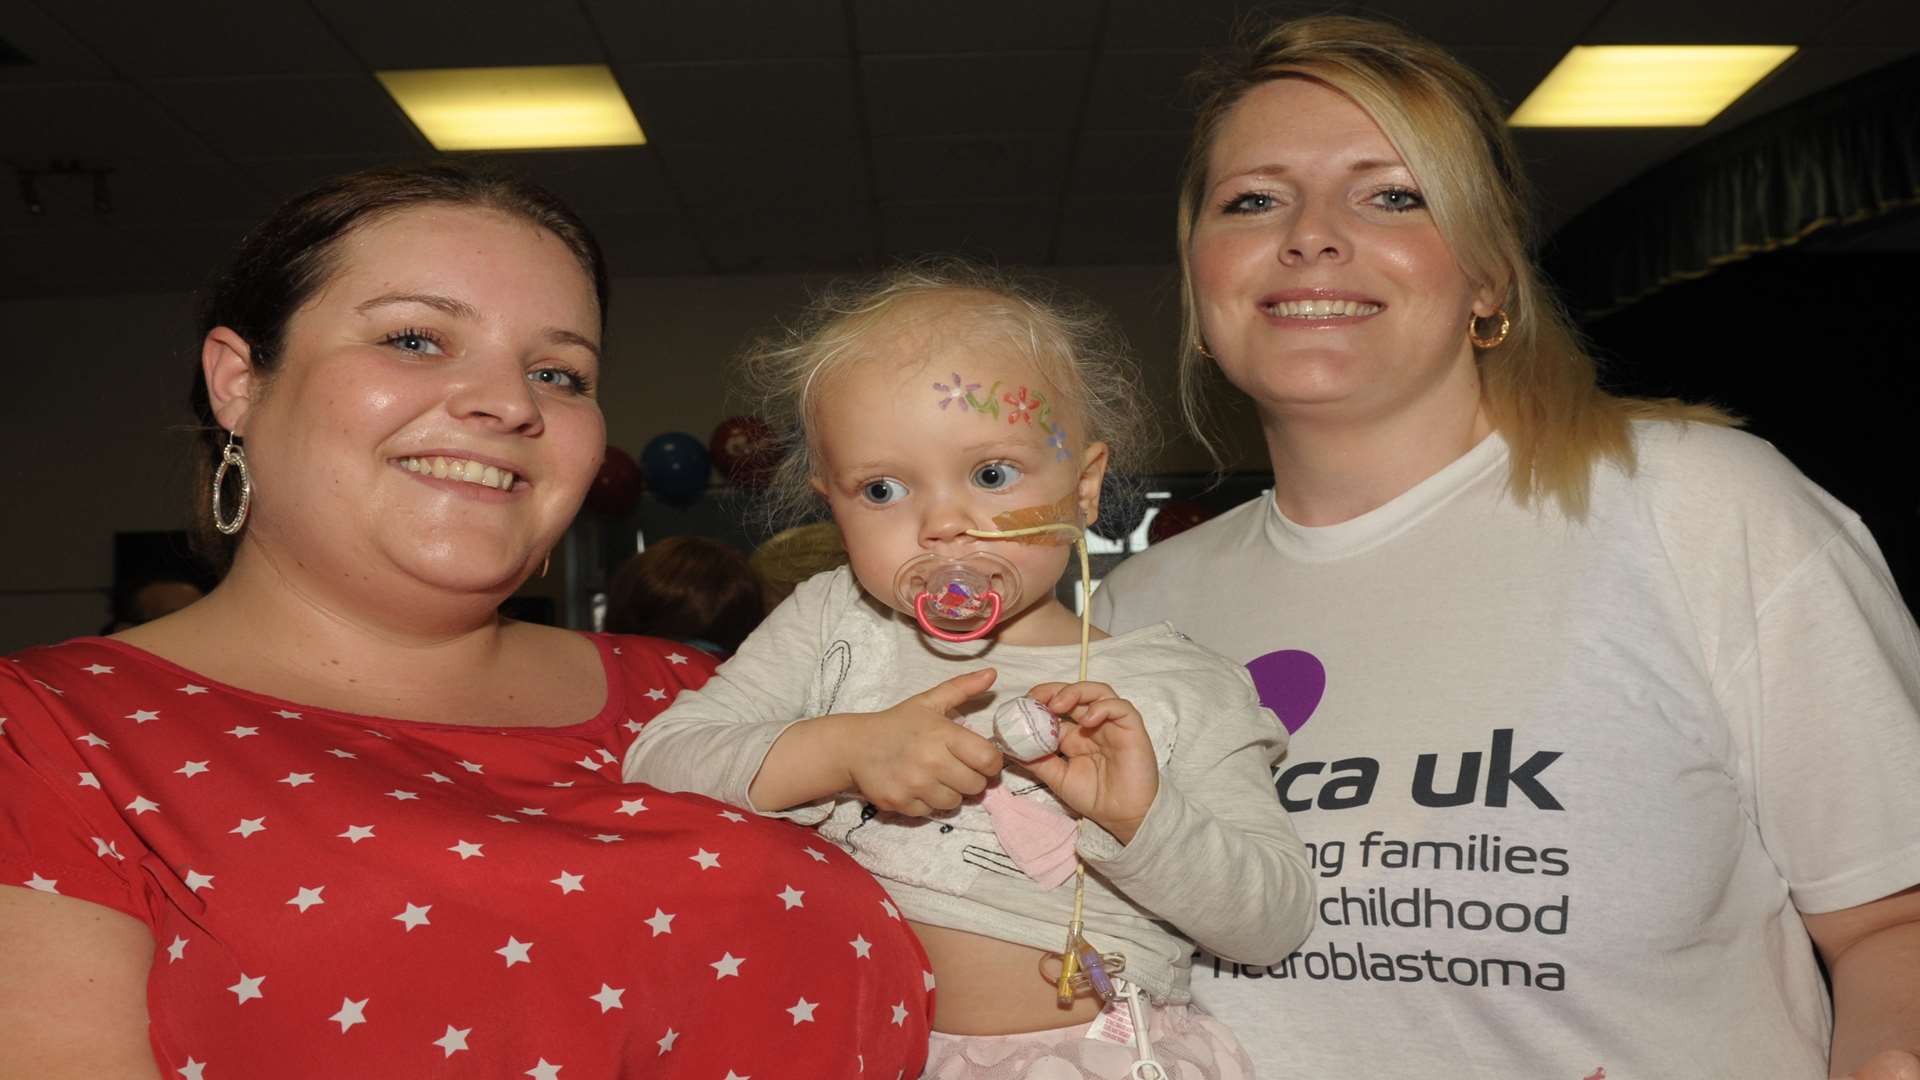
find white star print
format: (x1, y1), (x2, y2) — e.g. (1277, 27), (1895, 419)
(880, 898), (900, 920)
(225, 725), (258, 738)
(363, 728), (391, 739)
(176, 760), (210, 778)
(287, 885), (326, 913)
(616, 798), (648, 816)
(644, 687), (668, 702)
(184, 870), (214, 892)
(228, 973), (265, 1004)
(710, 952), (744, 979)
(777, 885), (805, 910)
(177, 1057), (205, 1079)
(644, 908), (675, 936)
(488, 814), (520, 824)
(126, 709), (159, 724)
(665, 652), (688, 665)
(329, 996), (368, 1032)
(92, 836), (124, 860)
(595, 749), (617, 765)
(924, 970), (937, 992)
(517, 806), (548, 816)
(549, 780), (575, 788)
(449, 840), (484, 860)
(496, 936), (533, 967)
(803, 847), (829, 863)
(167, 936), (188, 962)
(890, 1001), (909, 1025)
(394, 903), (432, 931)
(590, 833), (623, 844)
(574, 755), (603, 771)
(550, 871), (584, 894)
(589, 983), (625, 1012)
(178, 684), (208, 695)
(77, 732), (109, 748)
(849, 935), (872, 958)
(424, 771), (453, 784)
(456, 759), (484, 773)
(656, 1028), (678, 1055)
(526, 1060), (562, 1080)
(279, 772), (315, 788)
(326, 748), (357, 759)
(24, 872), (57, 893)
(126, 795), (160, 815)
(230, 817), (266, 838)
(387, 789), (419, 801)
(623, 718), (645, 734)
(338, 825), (375, 843)
(690, 848), (721, 870)
(33, 679), (63, 696)
(77, 772), (100, 789)
(723, 1072), (749, 1080)
(83, 663), (113, 675)
(718, 810), (747, 823)
(434, 1024), (470, 1057)
(787, 997), (818, 1024)
(273, 709), (302, 719)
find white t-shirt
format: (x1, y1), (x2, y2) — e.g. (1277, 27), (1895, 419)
(1091, 421), (1920, 1077)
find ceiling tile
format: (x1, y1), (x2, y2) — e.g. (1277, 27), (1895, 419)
(694, 207), (875, 273)
(0, 221), (165, 297)
(1070, 131), (1187, 197)
(125, 219), (258, 294)
(872, 136), (1068, 201)
(1821, 0), (1920, 46)
(588, 210), (709, 276)
(862, 54), (1089, 136)
(239, 154), (426, 204)
(148, 75), (426, 158)
(312, 0), (604, 69)
(881, 200), (1055, 263)
(616, 60), (857, 144)
(1373, 0), (1603, 49)
(1056, 195), (1173, 264)
(1582, 0), (1831, 43)
(0, 158), (272, 232)
(1515, 128), (1696, 231)
(1451, 47), (1566, 112)
(0, 0), (114, 83)
(1084, 50), (1206, 133)
(856, 0), (1102, 54)
(1705, 47), (1919, 132)
(660, 141), (868, 211)
(48, 0), (360, 77)
(583, 0), (848, 61)
(1101, 0), (1265, 51)
(0, 82), (215, 159)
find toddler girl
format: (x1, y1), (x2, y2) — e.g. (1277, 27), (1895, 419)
(624, 261), (1313, 1078)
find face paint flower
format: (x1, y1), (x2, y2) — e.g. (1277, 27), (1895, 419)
(1045, 421), (1070, 462)
(931, 372), (980, 410)
(1002, 386), (1039, 425)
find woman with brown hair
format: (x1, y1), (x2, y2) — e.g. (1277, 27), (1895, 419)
(1092, 15), (1920, 1078)
(0, 162), (931, 1078)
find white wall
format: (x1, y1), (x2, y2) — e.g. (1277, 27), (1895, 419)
(0, 268), (1264, 653)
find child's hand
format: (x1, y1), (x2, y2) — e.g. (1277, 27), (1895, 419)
(843, 668), (1004, 817)
(1021, 681), (1159, 844)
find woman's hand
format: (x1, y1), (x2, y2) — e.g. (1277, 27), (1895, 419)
(840, 668), (1005, 817)
(1020, 681), (1159, 844)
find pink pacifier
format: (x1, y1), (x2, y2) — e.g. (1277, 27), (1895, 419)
(893, 551), (1022, 642)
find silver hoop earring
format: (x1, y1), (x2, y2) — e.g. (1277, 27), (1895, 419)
(211, 432), (251, 536)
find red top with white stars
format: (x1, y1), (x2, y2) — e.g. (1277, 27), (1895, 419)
(1, 635), (932, 1079)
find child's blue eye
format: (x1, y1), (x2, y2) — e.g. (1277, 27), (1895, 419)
(861, 478), (907, 505)
(973, 462), (1022, 491)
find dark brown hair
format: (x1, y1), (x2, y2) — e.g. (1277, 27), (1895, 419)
(189, 160), (608, 569)
(605, 536), (767, 656)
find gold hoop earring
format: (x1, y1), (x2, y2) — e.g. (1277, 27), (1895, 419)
(1196, 341), (1215, 360)
(1469, 310), (1510, 350)
(211, 432), (251, 536)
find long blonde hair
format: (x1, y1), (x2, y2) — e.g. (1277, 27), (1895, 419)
(1176, 15), (1727, 517)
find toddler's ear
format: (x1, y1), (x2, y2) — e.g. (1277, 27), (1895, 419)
(1076, 441), (1110, 527)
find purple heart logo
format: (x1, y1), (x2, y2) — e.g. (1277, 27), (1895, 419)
(1246, 649), (1326, 734)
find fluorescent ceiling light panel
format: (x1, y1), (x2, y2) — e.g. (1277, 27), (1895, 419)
(1510, 45), (1796, 127)
(377, 65), (645, 150)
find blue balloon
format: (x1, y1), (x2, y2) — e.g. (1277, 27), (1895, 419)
(641, 432), (711, 507)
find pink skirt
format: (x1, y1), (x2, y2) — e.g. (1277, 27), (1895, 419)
(923, 1002), (1257, 1079)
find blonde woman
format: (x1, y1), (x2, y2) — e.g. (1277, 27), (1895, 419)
(1092, 15), (1920, 1079)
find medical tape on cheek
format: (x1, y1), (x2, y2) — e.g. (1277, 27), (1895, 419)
(980, 491), (1081, 545)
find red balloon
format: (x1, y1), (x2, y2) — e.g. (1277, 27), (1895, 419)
(1147, 500), (1214, 546)
(709, 415), (780, 490)
(584, 445), (643, 518)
